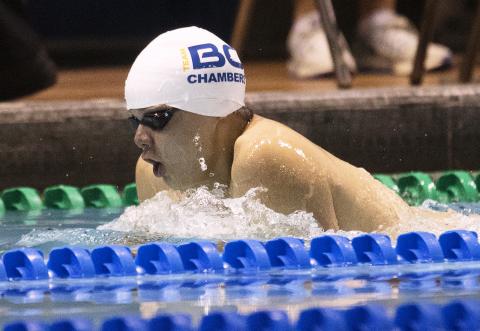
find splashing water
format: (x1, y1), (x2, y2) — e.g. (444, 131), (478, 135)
(100, 185), (362, 241)
(12, 187), (480, 250)
(385, 200), (480, 240)
(101, 186), (480, 243)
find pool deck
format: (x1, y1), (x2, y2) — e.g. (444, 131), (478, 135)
(0, 62), (479, 189)
(22, 61), (475, 100)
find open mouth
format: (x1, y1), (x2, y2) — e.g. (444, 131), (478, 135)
(143, 157), (166, 178)
(152, 161), (166, 177)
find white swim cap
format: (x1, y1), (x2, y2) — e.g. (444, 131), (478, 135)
(125, 26), (246, 117)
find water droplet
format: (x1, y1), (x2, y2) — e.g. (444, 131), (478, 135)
(198, 157), (208, 172)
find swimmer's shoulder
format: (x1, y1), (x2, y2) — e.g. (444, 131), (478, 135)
(234, 115), (288, 161)
(234, 115), (316, 161)
(235, 115), (304, 150)
(231, 115), (310, 193)
(241, 114), (293, 135)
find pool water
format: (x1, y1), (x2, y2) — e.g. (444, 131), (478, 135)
(1, 248), (480, 326)
(4, 186), (480, 255)
(1, 188), (480, 327)
(0, 208), (124, 253)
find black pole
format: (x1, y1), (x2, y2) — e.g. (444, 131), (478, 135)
(410, 0), (439, 86)
(459, 1), (480, 83)
(315, 0), (352, 89)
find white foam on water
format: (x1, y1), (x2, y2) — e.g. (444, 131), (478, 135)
(384, 200), (480, 240)
(100, 186), (480, 243)
(99, 185), (362, 241)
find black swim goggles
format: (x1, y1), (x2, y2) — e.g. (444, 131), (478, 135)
(128, 108), (177, 131)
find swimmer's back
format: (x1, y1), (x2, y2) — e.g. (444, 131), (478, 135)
(231, 115), (341, 229)
(231, 115), (411, 231)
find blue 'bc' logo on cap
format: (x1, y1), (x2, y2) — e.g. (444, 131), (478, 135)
(188, 43), (243, 69)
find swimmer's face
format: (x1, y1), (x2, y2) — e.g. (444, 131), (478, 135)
(131, 106), (220, 190)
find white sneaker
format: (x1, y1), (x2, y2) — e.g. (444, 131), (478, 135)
(354, 9), (452, 75)
(287, 11), (356, 79)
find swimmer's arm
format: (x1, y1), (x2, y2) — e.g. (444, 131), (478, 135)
(230, 143), (339, 230)
(135, 157), (176, 202)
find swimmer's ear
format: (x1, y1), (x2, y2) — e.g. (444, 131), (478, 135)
(219, 106), (253, 128)
(232, 107), (254, 122)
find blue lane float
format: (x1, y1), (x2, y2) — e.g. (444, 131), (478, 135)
(265, 237), (310, 269)
(297, 307), (347, 330)
(148, 314), (192, 331)
(394, 303), (444, 331)
(396, 231), (444, 263)
(47, 247), (95, 279)
(5, 299), (480, 331)
(439, 230), (480, 261)
(177, 241), (223, 272)
(310, 235), (357, 267)
(50, 319), (93, 331)
(3, 248), (48, 281)
(3, 230), (480, 282)
(442, 300), (480, 330)
(352, 234), (397, 265)
(344, 305), (394, 330)
(90, 246), (137, 277)
(135, 242), (185, 275)
(198, 312), (246, 331)
(101, 316), (147, 331)
(246, 310), (290, 331)
(4, 321), (47, 331)
(223, 239), (271, 270)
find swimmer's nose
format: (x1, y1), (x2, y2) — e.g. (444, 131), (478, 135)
(134, 125), (153, 151)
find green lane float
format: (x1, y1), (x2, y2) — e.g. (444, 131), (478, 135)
(80, 184), (123, 208)
(43, 185), (85, 209)
(0, 198), (5, 215)
(476, 174), (480, 195)
(436, 171), (478, 203)
(1, 187), (43, 211)
(373, 174), (399, 193)
(0, 169), (478, 212)
(122, 183), (139, 206)
(396, 172), (437, 206)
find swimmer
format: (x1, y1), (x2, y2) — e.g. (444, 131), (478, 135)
(126, 27), (413, 233)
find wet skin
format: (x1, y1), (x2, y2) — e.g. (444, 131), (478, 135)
(133, 109), (412, 232)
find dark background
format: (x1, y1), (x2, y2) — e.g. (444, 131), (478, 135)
(7, 0), (477, 66)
